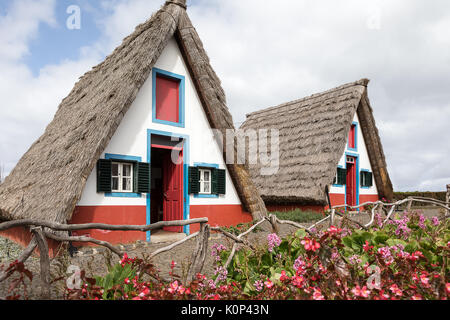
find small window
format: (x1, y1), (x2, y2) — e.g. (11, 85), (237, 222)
(97, 158), (150, 195)
(334, 167), (347, 186)
(199, 169), (212, 194)
(361, 171), (373, 188)
(112, 162), (133, 192)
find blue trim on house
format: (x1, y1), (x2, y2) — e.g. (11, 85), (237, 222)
(105, 192), (142, 198)
(105, 153), (142, 162)
(146, 129), (190, 241)
(347, 122), (358, 152)
(152, 68), (185, 128)
(193, 163), (220, 199)
(104, 153), (143, 198)
(332, 164), (346, 188)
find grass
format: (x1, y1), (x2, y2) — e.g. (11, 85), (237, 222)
(271, 209), (324, 224)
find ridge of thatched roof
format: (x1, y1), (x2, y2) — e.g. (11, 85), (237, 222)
(0, 0), (267, 224)
(241, 79), (393, 206)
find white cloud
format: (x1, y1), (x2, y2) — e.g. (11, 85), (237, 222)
(1, 0), (449, 192)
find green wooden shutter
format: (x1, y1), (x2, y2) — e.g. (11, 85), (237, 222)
(188, 166), (200, 194)
(97, 159), (112, 193)
(337, 168), (347, 185)
(360, 171), (373, 187)
(368, 172), (373, 187)
(211, 169), (218, 195)
(216, 169), (226, 195)
(136, 162), (151, 194)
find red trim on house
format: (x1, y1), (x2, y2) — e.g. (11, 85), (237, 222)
(189, 205), (253, 234)
(70, 206), (147, 245)
(0, 227), (62, 258)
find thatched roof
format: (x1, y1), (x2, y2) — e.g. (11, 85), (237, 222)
(0, 0), (267, 224)
(241, 79), (393, 206)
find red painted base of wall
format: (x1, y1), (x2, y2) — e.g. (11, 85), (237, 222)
(0, 227), (62, 258)
(70, 206), (147, 246)
(189, 205), (253, 234)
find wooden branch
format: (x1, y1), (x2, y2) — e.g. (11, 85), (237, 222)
(210, 227), (255, 250)
(364, 204), (379, 228)
(30, 227), (51, 300)
(0, 218), (209, 233)
(0, 236), (37, 283)
(334, 212), (368, 230)
(237, 219), (267, 239)
(308, 215), (331, 231)
(44, 232), (122, 257)
(187, 223), (210, 282)
(273, 217), (313, 235)
(149, 232), (199, 259)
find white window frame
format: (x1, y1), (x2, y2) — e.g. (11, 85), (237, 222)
(199, 168), (212, 195)
(112, 162), (134, 193)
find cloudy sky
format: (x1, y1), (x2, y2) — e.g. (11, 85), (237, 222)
(0, 0), (449, 191)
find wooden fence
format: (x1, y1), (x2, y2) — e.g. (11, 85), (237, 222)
(0, 195), (449, 299)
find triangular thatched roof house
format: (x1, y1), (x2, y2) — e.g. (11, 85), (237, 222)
(241, 79), (393, 211)
(0, 0), (267, 246)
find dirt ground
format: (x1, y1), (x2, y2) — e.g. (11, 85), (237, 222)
(0, 207), (446, 300)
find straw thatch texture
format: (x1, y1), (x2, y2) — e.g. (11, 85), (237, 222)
(0, 0), (267, 225)
(241, 79), (393, 206)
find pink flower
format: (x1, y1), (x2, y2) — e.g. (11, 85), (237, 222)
(446, 283), (450, 294)
(124, 278), (131, 284)
(389, 284), (403, 297)
(412, 294), (422, 300)
(264, 279), (274, 289)
(312, 287), (325, 300)
(279, 271), (289, 282)
(301, 238), (321, 252)
(363, 241), (374, 252)
(292, 275), (305, 288)
(327, 226), (342, 235)
(351, 285), (370, 298)
(168, 281), (179, 294)
(267, 233), (282, 252)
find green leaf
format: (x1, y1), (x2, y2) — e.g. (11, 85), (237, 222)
(386, 239), (408, 247)
(342, 237), (353, 248)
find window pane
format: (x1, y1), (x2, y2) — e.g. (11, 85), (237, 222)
(204, 170), (210, 182)
(204, 182), (210, 193)
(112, 163), (119, 176)
(123, 177), (132, 191)
(123, 164), (132, 177)
(112, 177), (119, 191)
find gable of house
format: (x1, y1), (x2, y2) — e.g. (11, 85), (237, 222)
(0, 0), (267, 229)
(241, 79), (393, 207)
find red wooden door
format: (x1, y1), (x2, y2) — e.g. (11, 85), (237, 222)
(162, 150), (183, 232)
(346, 158), (356, 207)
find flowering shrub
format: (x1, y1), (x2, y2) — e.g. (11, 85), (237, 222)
(214, 211), (449, 300)
(63, 211), (449, 300)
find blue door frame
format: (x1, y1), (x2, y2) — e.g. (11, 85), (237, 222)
(146, 129), (190, 241)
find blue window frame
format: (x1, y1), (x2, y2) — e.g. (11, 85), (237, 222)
(104, 153), (142, 198)
(193, 163), (220, 199)
(152, 68), (185, 128)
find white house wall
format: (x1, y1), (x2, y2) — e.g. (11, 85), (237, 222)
(77, 37), (242, 207)
(329, 112), (379, 196)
